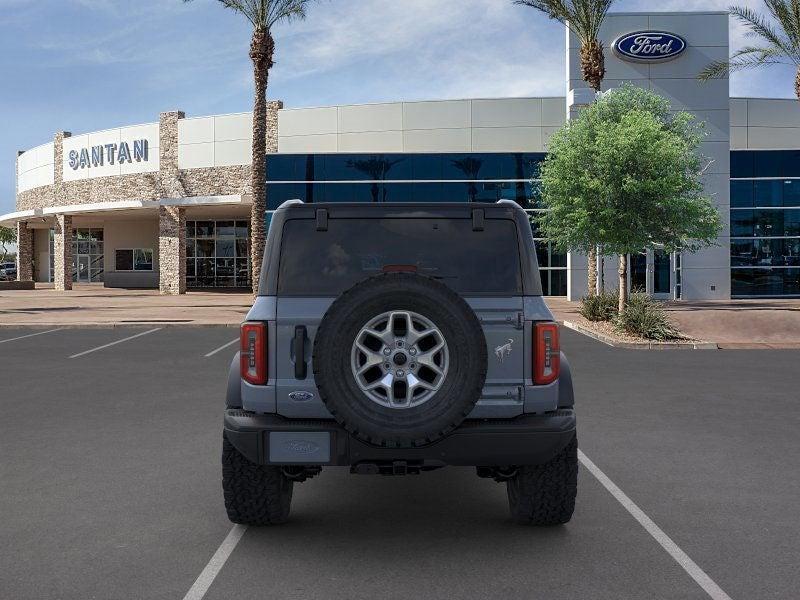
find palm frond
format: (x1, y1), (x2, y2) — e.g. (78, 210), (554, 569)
(730, 5), (800, 64)
(515, 0), (616, 43)
(189, 0), (310, 30)
(764, 0), (800, 46)
(699, 46), (788, 80)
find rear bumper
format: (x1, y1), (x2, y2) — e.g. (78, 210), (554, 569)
(224, 409), (576, 468)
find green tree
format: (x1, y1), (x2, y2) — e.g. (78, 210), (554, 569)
(514, 0), (616, 294)
(184, 0), (314, 292)
(699, 2), (800, 100)
(0, 226), (15, 263)
(536, 85), (722, 313)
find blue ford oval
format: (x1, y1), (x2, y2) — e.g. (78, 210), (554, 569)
(613, 31), (687, 62)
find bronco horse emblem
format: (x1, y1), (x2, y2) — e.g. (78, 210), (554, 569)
(494, 338), (514, 363)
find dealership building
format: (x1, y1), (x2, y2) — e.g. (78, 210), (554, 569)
(3, 10), (800, 299)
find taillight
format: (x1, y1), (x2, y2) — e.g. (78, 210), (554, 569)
(240, 322), (267, 385)
(534, 322), (560, 385)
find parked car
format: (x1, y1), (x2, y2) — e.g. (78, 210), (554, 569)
(0, 262), (16, 281)
(223, 200), (577, 525)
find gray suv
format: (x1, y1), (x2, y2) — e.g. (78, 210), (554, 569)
(223, 200), (577, 525)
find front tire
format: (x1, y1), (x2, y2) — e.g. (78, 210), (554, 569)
(222, 433), (293, 525)
(507, 434), (578, 525)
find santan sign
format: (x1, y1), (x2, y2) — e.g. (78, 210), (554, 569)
(613, 31), (687, 62)
(68, 139), (149, 170)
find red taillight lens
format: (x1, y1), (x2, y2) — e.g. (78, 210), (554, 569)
(240, 322), (267, 385)
(534, 322), (560, 385)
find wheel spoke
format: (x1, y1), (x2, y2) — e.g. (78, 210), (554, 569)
(407, 327), (437, 346)
(356, 352), (384, 375)
(363, 327), (393, 346)
(407, 373), (435, 395)
(389, 311), (413, 338)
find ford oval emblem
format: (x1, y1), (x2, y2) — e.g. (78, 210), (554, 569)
(284, 440), (319, 454)
(613, 31), (686, 63)
(288, 390), (314, 402)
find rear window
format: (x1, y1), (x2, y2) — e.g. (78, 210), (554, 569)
(277, 218), (522, 296)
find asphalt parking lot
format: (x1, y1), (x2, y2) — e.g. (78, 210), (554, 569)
(1, 326), (799, 599)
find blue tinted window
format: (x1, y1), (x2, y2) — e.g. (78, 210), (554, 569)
(754, 151), (783, 177)
(754, 180), (783, 207)
(730, 151), (754, 178)
(730, 181), (753, 208)
(267, 155), (298, 181)
(732, 268), (800, 296)
(730, 210), (754, 237)
(781, 150), (800, 177)
(410, 182), (444, 202)
(785, 210), (800, 235)
(730, 239), (800, 267)
(266, 152), (546, 183)
(267, 183), (304, 208)
(783, 180), (800, 207)
(411, 155), (442, 179)
(444, 154), (489, 180)
(380, 183), (414, 203)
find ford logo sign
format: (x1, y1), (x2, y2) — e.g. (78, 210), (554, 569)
(613, 31), (686, 63)
(288, 390), (314, 402)
(284, 440), (319, 454)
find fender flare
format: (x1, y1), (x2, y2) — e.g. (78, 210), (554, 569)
(226, 352), (242, 409)
(558, 352), (574, 408)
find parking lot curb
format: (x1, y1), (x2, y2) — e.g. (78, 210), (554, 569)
(562, 321), (719, 350)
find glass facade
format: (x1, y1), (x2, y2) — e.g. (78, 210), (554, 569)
(186, 220), (251, 288)
(265, 152), (568, 295)
(731, 151), (800, 296)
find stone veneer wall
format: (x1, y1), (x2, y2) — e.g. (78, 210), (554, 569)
(158, 206), (186, 295)
(53, 214), (73, 291)
(15, 222), (33, 281)
(16, 102), (283, 212)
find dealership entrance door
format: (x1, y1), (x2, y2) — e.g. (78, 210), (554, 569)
(627, 248), (674, 299)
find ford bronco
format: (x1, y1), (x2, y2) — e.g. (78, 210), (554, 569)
(223, 200), (577, 525)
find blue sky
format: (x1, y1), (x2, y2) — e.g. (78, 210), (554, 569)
(1, 0), (797, 215)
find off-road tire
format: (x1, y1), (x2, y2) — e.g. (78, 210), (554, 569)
(313, 272), (487, 449)
(507, 434), (578, 525)
(222, 433), (293, 525)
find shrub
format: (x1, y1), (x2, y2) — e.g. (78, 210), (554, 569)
(614, 293), (684, 340)
(579, 290), (619, 322)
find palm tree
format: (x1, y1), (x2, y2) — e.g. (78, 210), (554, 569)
(185, 0), (313, 292)
(699, 3), (800, 101)
(515, 0), (615, 295)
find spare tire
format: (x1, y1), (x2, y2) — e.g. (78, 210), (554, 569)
(313, 273), (487, 448)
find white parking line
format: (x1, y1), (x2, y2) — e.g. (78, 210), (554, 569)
(0, 328), (63, 344)
(182, 525), (248, 600)
(579, 449), (732, 600)
(205, 338), (239, 358)
(68, 328), (162, 359)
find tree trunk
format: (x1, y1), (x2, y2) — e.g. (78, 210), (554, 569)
(581, 39), (603, 296)
(618, 254), (628, 314)
(249, 29), (275, 294)
(598, 247), (605, 293)
(795, 67), (800, 102)
(580, 40), (605, 92)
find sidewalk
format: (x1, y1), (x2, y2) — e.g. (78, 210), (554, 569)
(545, 297), (800, 349)
(0, 284), (251, 327)
(3, 286), (800, 347)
